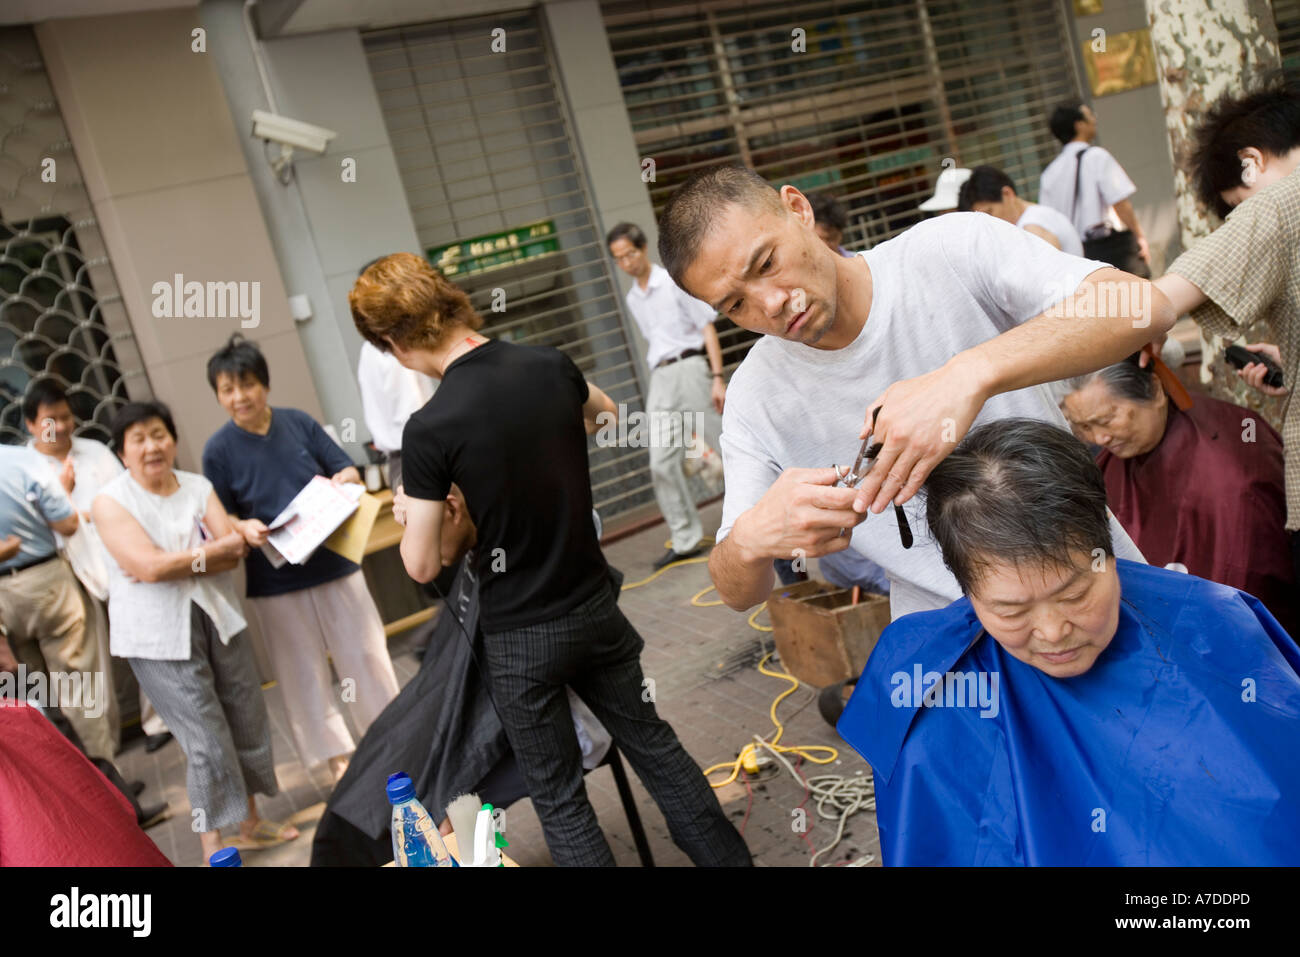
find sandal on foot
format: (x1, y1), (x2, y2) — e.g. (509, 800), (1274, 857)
(225, 818), (299, 851)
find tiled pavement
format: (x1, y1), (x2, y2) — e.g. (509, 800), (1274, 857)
(116, 500), (880, 867)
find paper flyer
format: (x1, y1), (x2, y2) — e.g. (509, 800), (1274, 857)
(263, 476), (363, 566)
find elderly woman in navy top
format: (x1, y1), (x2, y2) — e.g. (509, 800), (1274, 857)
(201, 335), (399, 783)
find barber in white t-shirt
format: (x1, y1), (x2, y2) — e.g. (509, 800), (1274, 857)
(958, 165), (1084, 256)
(608, 222), (727, 570)
(653, 166), (1175, 619)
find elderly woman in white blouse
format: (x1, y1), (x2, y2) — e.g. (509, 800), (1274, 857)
(92, 400), (298, 864)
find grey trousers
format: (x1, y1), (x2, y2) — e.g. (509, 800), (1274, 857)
(647, 355), (723, 553)
(128, 603), (278, 832)
(482, 581), (752, 867)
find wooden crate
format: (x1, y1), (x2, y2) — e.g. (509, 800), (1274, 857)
(766, 580), (891, 688)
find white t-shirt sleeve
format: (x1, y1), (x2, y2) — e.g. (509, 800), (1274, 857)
(1091, 147), (1136, 207)
(939, 214), (1107, 331)
(715, 398), (783, 544)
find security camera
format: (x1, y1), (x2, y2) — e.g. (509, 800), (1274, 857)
(251, 109), (337, 155)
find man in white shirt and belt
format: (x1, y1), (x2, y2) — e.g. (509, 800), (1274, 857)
(608, 222), (727, 569)
(1039, 103), (1150, 276)
(958, 165), (1084, 255)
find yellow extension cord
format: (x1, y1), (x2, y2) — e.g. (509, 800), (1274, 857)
(621, 537), (774, 632)
(701, 652), (838, 788)
(612, 532), (871, 863)
(618, 536), (839, 787)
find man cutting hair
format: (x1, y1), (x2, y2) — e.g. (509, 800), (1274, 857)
(655, 165), (1171, 618)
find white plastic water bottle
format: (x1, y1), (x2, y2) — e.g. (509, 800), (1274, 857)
(387, 772), (455, 867)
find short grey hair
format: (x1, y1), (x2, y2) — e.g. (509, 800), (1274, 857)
(923, 418), (1113, 594)
(1064, 354), (1159, 403)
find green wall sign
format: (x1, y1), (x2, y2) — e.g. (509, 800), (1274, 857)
(427, 220), (558, 277)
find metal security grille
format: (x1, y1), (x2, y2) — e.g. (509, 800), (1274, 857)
(0, 27), (147, 448)
(603, 0), (1081, 370)
(364, 12), (661, 522)
(1275, 0), (1300, 81)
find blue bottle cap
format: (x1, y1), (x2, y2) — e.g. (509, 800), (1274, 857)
(210, 847), (242, 867)
(386, 771), (415, 804)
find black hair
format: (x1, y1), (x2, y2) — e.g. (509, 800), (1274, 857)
(1049, 103), (1086, 146)
(658, 165), (783, 289)
(1066, 352), (1158, 403)
(22, 376), (69, 423)
(605, 222), (647, 250)
(206, 333), (269, 392)
(957, 166), (1017, 211)
(110, 400), (177, 452)
(1189, 75), (1300, 218)
(923, 418), (1113, 594)
(807, 193), (848, 232)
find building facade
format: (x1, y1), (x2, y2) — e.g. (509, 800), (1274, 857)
(4, 0), (1284, 527)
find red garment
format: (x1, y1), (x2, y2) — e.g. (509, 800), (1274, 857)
(1098, 395), (1299, 637)
(0, 701), (171, 866)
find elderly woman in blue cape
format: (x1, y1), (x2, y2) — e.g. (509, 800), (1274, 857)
(837, 418), (1300, 866)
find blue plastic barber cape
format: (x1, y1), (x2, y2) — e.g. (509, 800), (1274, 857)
(837, 559), (1300, 865)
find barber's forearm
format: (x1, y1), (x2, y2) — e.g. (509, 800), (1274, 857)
(1113, 199), (1144, 239)
(703, 323), (724, 376)
(962, 273), (1177, 399)
(709, 521), (776, 612)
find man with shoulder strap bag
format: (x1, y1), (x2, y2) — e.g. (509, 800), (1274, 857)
(1040, 103), (1151, 276)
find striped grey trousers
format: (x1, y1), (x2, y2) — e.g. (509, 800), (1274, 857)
(128, 603), (278, 833)
(483, 581), (752, 867)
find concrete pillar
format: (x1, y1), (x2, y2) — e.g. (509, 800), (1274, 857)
(198, 0), (367, 458)
(35, 7), (327, 473)
(542, 0), (657, 394)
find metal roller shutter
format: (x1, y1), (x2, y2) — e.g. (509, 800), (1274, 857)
(603, 0), (1083, 371)
(1275, 0), (1300, 81)
(363, 11), (662, 524)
